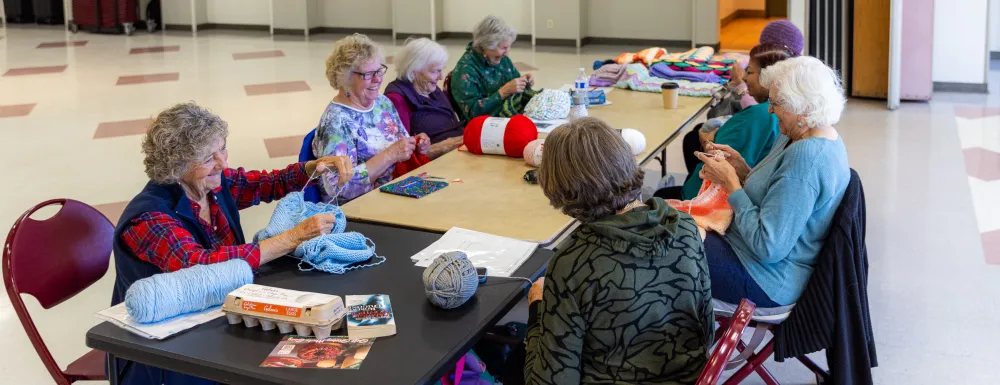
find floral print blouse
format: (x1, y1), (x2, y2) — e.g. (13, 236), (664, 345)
(312, 95), (408, 204)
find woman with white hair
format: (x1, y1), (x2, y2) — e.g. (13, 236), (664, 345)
(384, 38), (464, 152)
(695, 56), (850, 307)
(450, 15), (538, 120)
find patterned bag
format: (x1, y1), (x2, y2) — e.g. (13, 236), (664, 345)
(523, 89), (571, 120)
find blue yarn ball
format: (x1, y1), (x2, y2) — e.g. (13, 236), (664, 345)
(125, 259), (253, 323)
(422, 252), (479, 309)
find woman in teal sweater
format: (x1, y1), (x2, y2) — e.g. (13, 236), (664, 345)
(677, 43), (794, 199)
(696, 56), (850, 307)
(508, 117), (712, 385)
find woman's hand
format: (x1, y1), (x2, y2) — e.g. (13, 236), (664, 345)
(287, 213), (337, 243)
(528, 277), (545, 304)
(415, 133), (431, 155)
(307, 155), (352, 186)
(705, 142), (751, 180)
(385, 137), (417, 163)
(523, 73), (535, 88)
(499, 77), (527, 99)
(729, 64), (745, 87)
(695, 152), (742, 193)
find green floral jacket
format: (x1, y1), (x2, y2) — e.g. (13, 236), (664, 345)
(449, 43), (538, 120)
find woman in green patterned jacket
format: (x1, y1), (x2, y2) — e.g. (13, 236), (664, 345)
(507, 117), (714, 385)
(449, 15), (538, 120)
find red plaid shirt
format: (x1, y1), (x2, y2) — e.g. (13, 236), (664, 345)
(121, 164), (310, 273)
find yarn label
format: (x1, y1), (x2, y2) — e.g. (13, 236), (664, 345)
(480, 117), (508, 155)
(241, 300), (303, 318)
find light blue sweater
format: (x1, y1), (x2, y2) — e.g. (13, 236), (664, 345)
(724, 134), (849, 305)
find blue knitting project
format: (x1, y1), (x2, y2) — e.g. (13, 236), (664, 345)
(254, 191), (385, 274)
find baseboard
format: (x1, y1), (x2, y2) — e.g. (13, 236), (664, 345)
(933, 82), (989, 94)
(434, 32), (531, 42)
(396, 32), (432, 40)
(310, 27), (393, 36)
(164, 23), (268, 32)
(272, 28), (304, 35)
(992, 51), (1000, 61)
(535, 38), (577, 47)
(581, 36), (691, 49)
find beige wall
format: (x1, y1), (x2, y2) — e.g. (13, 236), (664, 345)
(586, 0), (686, 41)
(272, 0), (307, 30)
(442, 0), (531, 34)
(316, 0), (393, 29)
(535, 0), (581, 40)
(206, 0), (270, 25)
(393, 0), (432, 34)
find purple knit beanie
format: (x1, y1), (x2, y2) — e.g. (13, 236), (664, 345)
(759, 20), (804, 56)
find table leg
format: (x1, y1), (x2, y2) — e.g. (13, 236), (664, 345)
(107, 352), (120, 385)
(659, 149), (667, 177)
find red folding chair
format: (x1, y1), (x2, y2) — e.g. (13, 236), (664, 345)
(697, 299), (756, 385)
(3, 199), (114, 385)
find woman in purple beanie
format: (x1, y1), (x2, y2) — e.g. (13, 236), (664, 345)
(729, 20), (805, 109)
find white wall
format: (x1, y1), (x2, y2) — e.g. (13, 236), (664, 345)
(442, 0), (531, 34)
(316, 0), (392, 29)
(205, 0), (270, 25)
(788, 0), (806, 39)
(587, 0), (690, 41)
(932, 0), (989, 84)
(990, 0), (1000, 52)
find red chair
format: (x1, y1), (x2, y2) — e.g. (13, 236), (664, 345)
(3, 199), (113, 385)
(697, 299), (756, 385)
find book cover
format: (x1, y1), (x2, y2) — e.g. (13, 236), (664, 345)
(260, 336), (374, 369)
(346, 294), (396, 339)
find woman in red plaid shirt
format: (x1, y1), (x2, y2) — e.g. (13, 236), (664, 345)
(109, 102), (353, 385)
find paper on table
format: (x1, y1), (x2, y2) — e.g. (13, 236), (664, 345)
(95, 303), (224, 340)
(411, 227), (538, 277)
(531, 119), (569, 133)
(559, 84), (615, 94)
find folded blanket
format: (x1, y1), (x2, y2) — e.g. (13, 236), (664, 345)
(650, 62), (723, 83)
(614, 64), (721, 97)
(662, 46), (715, 62)
(589, 63), (626, 87)
(665, 177), (732, 239)
(614, 47), (668, 66)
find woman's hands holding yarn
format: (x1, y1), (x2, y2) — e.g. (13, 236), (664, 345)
(307, 155), (353, 186)
(528, 277), (545, 304)
(385, 137), (417, 162)
(696, 151), (742, 193)
(414, 133), (432, 155)
(499, 77), (527, 99)
(729, 64), (745, 87)
(288, 213), (338, 243)
(704, 142), (750, 181)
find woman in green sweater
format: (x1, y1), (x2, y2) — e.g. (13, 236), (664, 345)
(511, 117), (713, 385)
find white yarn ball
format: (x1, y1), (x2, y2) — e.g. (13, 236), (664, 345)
(523, 139), (544, 167)
(620, 128), (646, 155)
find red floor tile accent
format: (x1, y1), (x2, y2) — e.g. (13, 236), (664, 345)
(93, 201), (129, 224)
(116, 72), (180, 85)
(244, 81), (311, 96)
(963, 148), (1000, 182)
(0, 103), (36, 118)
(954, 106), (1000, 119)
(263, 135), (307, 158)
(37, 41), (88, 48)
(3, 65), (68, 77)
(513, 61), (537, 71)
(94, 118), (154, 139)
(129, 45), (181, 54)
(232, 50), (285, 60)
(982, 230), (1000, 265)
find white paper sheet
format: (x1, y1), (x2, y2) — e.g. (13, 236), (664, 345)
(411, 227), (538, 277)
(96, 304), (224, 340)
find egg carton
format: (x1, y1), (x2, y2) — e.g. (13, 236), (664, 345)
(221, 284), (345, 339)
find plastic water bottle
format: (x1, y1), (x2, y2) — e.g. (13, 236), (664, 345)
(569, 68), (589, 119)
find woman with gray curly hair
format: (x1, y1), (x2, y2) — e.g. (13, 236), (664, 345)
(314, 33), (452, 204)
(110, 102), (352, 385)
(503, 117), (712, 385)
(449, 15), (538, 120)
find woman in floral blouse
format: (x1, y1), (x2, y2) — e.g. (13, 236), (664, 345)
(450, 15), (538, 121)
(313, 33), (454, 204)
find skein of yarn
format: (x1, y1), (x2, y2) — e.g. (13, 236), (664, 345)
(620, 128), (647, 155)
(463, 115), (538, 157)
(125, 259), (253, 323)
(523, 139), (544, 167)
(422, 251), (479, 309)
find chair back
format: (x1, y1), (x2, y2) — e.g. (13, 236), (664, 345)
(300, 128), (322, 203)
(443, 70), (462, 117)
(3, 199), (113, 383)
(697, 299), (756, 385)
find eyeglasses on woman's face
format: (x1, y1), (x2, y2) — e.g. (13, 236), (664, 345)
(353, 64), (388, 81)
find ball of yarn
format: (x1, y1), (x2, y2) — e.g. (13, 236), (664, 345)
(523, 139), (544, 167)
(620, 128), (646, 155)
(422, 251), (479, 309)
(463, 115), (538, 157)
(125, 259), (253, 323)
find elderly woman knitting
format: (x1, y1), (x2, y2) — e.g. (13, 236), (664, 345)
(450, 15), (538, 120)
(384, 38), (464, 152)
(314, 33), (454, 204)
(503, 117), (712, 385)
(110, 102), (352, 385)
(696, 56), (849, 308)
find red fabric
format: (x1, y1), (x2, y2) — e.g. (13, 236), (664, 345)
(392, 153), (430, 179)
(462, 115), (537, 157)
(386, 92), (413, 134)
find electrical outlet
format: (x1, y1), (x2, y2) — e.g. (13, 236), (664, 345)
(547, 19), (554, 29)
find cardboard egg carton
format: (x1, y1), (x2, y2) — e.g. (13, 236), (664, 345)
(221, 284), (345, 339)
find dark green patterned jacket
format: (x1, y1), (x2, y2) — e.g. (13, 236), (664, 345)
(525, 198), (713, 385)
(449, 43), (538, 120)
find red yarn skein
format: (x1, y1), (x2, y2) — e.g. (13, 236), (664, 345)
(463, 115), (538, 157)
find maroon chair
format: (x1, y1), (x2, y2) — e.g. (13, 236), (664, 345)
(697, 299), (756, 385)
(3, 199), (113, 385)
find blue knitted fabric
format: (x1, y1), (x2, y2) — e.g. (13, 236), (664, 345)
(254, 192), (385, 274)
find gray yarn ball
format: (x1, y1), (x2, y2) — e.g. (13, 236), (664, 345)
(422, 251), (479, 309)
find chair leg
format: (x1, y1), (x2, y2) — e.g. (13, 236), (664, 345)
(722, 340), (776, 385)
(107, 353), (120, 385)
(754, 363), (779, 385)
(797, 355), (829, 383)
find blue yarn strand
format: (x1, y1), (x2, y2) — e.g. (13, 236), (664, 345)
(124, 259), (253, 323)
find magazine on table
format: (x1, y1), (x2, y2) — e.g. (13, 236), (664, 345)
(260, 336), (375, 369)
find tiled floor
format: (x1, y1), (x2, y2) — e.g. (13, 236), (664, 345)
(1, 25), (998, 384)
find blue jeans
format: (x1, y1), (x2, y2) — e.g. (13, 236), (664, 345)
(704, 232), (781, 308)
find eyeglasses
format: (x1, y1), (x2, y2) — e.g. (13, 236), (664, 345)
(353, 64), (388, 81)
